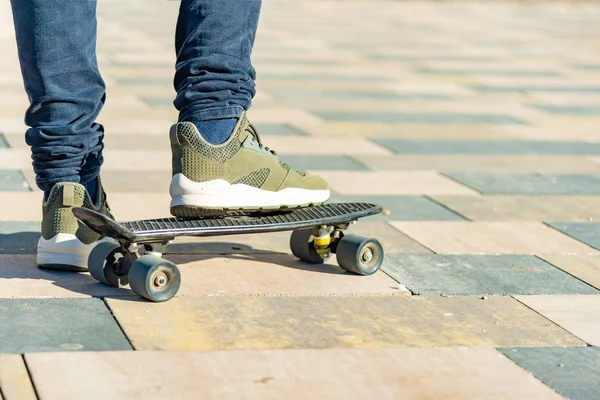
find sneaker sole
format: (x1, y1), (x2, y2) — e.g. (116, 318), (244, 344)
(170, 174), (330, 217)
(37, 234), (115, 272)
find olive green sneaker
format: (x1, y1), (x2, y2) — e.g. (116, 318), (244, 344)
(169, 111), (330, 217)
(37, 180), (115, 271)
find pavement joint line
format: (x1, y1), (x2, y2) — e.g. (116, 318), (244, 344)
(509, 294), (595, 347)
(383, 221), (438, 254)
(101, 298), (136, 351)
(533, 254), (600, 291)
(21, 354), (40, 400)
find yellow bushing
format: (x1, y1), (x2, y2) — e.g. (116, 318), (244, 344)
(314, 236), (331, 247)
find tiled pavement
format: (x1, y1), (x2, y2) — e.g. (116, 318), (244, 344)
(1, 0), (600, 398)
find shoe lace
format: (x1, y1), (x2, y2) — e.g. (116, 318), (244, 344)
(247, 123), (297, 172)
(247, 123), (278, 156)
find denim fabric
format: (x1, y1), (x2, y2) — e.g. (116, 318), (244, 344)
(10, 0), (261, 192)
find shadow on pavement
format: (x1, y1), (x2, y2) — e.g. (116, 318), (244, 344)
(0, 233), (349, 299)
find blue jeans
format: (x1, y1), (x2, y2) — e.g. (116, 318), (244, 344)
(9, 0), (261, 192)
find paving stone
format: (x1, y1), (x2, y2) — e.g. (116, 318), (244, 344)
(372, 55), (501, 62)
(432, 196), (600, 221)
(355, 155), (600, 173)
(0, 222), (39, 234)
(103, 134), (170, 150)
(418, 68), (561, 77)
(389, 222), (598, 254)
(315, 111), (526, 125)
(162, 253), (405, 297)
(0, 354), (36, 400)
(270, 89), (453, 101)
(100, 170), (172, 193)
(278, 155), (368, 171)
(445, 173), (600, 195)
(500, 347), (600, 400)
(25, 348), (564, 400)
(316, 171), (478, 195)
(472, 85), (600, 93)
(260, 73), (389, 83)
(140, 96), (173, 107)
(106, 295), (584, 350)
(538, 254), (600, 290)
(0, 254), (134, 298)
(546, 223), (600, 250)
(0, 231), (39, 255)
(0, 171), (29, 191)
(254, 123), (306, 136)
(533, 105), (600, 115)
(382, 255), (598, 296)
(0, 298), (132, 353)
(371, 139), (600, 155)
(574, 64), (600, 70)
(328, 194), (464, 221)
(515, 295), (600, 346)
(305, 123), (512, 139)
(250, 136), (391, 155)
(113, 77), (171, 85)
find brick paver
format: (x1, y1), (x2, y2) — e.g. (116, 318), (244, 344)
(1, 0), (600, 398)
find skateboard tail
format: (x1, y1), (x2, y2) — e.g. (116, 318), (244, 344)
(72, 207), (137, 242)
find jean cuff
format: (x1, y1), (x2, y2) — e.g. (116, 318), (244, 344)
(178, 105), (245, 124)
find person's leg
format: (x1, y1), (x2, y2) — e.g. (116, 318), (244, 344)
(169, 0), (330, 216)
(174, 0), (261, 144)
(10, 0), (114, 270)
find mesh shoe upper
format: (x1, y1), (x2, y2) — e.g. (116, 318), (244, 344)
(171, 111), (328, 192)
(41, 181), (112, 245)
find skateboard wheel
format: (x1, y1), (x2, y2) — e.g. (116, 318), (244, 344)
(290, 229), (328, 264)
(88, 242), (122, 287)
(336, 234), (384, 276)
(128, 255), (181, 302)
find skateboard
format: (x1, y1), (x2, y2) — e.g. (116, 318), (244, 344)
(73, 202), (384, 303)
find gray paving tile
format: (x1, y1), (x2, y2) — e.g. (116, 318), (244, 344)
(328, 195), (465, 221)
(382, 254), (599, 295)
(255, 124), (306, 136)
(499, 347), (600, 400)
(270, 90), (453, 101)
(532, 105), (600, 115)
(0, 171), (30, 191)
(418, 68), (560, 77)
(371, 139), (600, 155)
(0, 232), (40, 254)
(0, 222), (40, 255)
(141, 96), (172, 107)
(445, 173), (600, 195)
(114, 77), (171, 85)
(371, 55), (500, 62)
(547, 223), (600, 250)
(315, 112), (525, 125)
(0, 298), (132, 353)
(260, 74), (388, 82)
(0, 222), (39, 234)
(281, 155), (368, 171)
(472, 85), (600, 93)
(573, 64), (600, 70)
(0, 134), (8, 148)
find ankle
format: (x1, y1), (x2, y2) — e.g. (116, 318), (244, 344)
(192, 118), (238, 145)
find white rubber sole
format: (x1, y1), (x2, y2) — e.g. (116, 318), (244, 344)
(169, 173), (330, 209)
(37, 233), (115, 271)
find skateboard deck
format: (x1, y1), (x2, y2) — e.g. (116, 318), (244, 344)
(73, 202), (382, 243)
(73, 202), (384, 303)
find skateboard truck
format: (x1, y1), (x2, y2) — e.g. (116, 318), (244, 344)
(75, 202), (385, 303)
